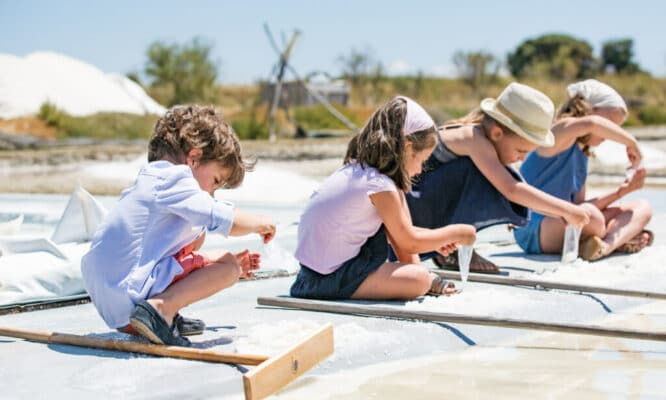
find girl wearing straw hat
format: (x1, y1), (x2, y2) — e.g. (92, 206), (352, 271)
(395, 82), (591, 273)
(514, 79), (652, 261)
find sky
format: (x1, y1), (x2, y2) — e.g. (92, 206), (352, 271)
(1, 0), (665, 84)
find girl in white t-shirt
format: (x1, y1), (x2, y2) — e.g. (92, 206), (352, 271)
(292, 96), (476, 300)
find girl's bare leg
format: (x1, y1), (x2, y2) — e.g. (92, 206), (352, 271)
(352, 262), (454, 300)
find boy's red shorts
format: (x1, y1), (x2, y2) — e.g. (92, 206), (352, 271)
(171, 242), (211, 284)
(118, 241), (210, 335)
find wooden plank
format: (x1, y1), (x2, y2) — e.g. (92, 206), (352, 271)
(0, 325), (268, 365)
(257, 297), (666, 342)
(243, 323), (334, 400)
(434, 270), (666, 300)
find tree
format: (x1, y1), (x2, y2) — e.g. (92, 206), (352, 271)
(602, 38), (640, 74)
(337, 47), (383, 105)
(337, 48), (374, 87)
(453, 50), (500, 89)
(144, 37), (219, 106)
(507, 34), (597, 80)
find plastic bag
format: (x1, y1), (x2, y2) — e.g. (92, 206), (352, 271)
(457, 244), (474, 288)
(561, 225), (582, 263)
(261, 241), (300, 273)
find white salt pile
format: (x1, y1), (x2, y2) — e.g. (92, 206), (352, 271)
(0, 52), (165, 118)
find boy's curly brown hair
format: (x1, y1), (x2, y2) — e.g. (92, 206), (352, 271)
(148, 105), (254, 188)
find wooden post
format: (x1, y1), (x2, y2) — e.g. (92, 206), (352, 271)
(434, 270), (666, 300)
(258, 296), (666, 342)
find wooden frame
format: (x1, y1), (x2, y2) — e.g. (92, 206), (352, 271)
(243, 323), (334, 399)
(0, 323), (334, 400)
(434, 270), (666, 300)
(258, 296), (666, 342)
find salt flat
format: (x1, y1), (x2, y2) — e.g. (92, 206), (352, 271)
(1, 211), (665, 399)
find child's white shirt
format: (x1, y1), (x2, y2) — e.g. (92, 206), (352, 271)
(81, 160), (234, 328)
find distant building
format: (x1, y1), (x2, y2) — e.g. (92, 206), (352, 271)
(261, 76), (350, 107)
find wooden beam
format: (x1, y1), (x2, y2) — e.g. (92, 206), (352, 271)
(434, 270), (666, 300)
(243, 323), (334, 400)
(0, 325), (268, 365)
(257, 296), (666, 342)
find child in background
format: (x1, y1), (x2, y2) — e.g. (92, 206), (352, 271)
(402, 83), (590, 273)
(514, 79), (652, 260)
(81, 105), (275, 346)
(291, 96), (476, 300)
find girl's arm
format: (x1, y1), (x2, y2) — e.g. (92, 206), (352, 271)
(371, 190), (476, 257)
(230, 208), (276, 243)
(467, 136), (590, 226)
(582, 168), (647, 210)
(385, 193), (420, 264)
(540, 116), (641, 166)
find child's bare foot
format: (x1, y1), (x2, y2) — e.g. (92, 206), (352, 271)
(616, 230), (654, 254)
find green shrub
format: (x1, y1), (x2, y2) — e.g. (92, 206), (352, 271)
(292, 104), (360, 130)
(230, 117), (269, 140)
(38, 101), (66, 127)
(52, 112), (158, 140)
(637, 105), (666, 125)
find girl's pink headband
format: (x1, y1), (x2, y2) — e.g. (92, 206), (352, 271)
(397, 96), (435, 135)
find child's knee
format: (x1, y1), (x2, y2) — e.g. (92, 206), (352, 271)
(582, 204), (606, 236)
(633, 199), (653, 221)
(412, 267), (434, 296)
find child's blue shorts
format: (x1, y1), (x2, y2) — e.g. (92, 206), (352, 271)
(513, 213), (544, 254)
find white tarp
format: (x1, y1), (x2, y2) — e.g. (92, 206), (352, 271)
(0, 186), (106, 306)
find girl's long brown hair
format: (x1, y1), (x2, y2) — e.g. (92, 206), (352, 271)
(445, 108), (517, 138)
(557, 95), (593, 156)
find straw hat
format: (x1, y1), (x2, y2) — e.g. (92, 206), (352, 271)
(480, 82), (555, 147)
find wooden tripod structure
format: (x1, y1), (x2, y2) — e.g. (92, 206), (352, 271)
(0, 323), (334, 400)
(263, 23), (357, 141)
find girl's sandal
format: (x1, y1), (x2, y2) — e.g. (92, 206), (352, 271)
(579, 236), (605, 261)
(427, 275), (456, 296)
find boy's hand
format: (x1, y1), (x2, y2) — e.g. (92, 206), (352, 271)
(235, 249), (260, 278)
